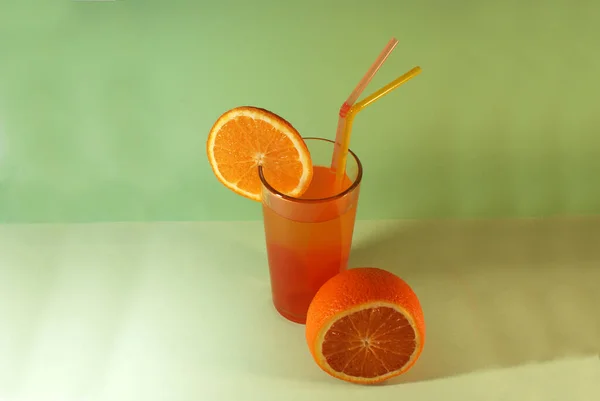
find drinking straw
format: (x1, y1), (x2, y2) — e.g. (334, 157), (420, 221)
(330, 38), (398, 171)
(333, 66), (423, 187)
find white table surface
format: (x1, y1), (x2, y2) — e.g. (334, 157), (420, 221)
(1, 218), (599, 401)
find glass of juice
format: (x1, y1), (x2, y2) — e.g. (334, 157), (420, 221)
(259, 137), (362, 324)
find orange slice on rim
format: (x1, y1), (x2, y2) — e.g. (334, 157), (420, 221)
(207, 106), (313, 201)
(306, 268), (426, 384)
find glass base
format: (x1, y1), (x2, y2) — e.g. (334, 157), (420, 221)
(273, 303), (307, 325)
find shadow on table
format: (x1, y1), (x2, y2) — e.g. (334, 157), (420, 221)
(349, 217), (600, 384)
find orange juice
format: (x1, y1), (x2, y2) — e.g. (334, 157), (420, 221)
(262, 165), (358, 324)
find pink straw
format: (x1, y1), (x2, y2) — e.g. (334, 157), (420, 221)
(331, 38), (399, 170)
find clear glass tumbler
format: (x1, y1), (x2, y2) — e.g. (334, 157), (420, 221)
(259, 138), (362, 324)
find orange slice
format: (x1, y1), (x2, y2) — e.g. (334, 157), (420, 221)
(207, 106), (313, 201)
(306, 268), (425, 384)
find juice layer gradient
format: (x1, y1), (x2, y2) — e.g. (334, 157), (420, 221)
(262, 165), (357, 324)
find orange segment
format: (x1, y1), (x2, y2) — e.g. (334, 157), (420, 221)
(306, 268), (425, 384)
(207, 107), (313, 201)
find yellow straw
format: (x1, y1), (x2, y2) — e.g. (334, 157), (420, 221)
(334, 66), (423, 187)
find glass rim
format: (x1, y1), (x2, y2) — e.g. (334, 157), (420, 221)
(258, 137), (363, 203)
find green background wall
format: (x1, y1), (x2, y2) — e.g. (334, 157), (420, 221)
(0, 0), (598, 223)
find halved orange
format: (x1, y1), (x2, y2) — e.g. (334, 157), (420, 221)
(207, 106), (313, 201)
(306, 268), (425, 384)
